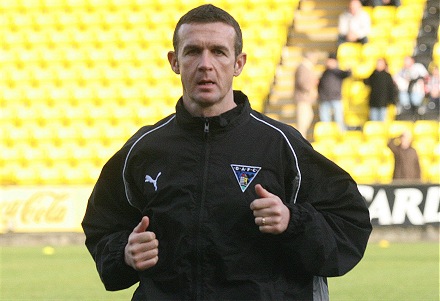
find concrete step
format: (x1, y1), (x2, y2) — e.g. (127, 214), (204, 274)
(265, 0), (349, 133)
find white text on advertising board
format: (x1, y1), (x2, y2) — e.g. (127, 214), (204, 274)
(359, 185), (440, 225)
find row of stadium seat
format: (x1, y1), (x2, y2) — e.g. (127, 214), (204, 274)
(365, 4), (424, 25)
(312, 121), (439, 184)
(314, 120), (439, 145)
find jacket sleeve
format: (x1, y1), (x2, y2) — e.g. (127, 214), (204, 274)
(279, 142), (372, 277)
(82, 142), (143, 291)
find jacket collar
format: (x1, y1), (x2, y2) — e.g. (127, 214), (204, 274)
(175, 91), (251, 133)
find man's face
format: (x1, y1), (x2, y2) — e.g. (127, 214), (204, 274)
(168, 22), (246, 116)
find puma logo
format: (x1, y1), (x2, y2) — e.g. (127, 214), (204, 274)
(145, 172), (162, 191)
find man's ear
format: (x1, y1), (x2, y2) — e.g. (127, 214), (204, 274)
(168, 51), (180, 74)
(233, 52), (247, 77)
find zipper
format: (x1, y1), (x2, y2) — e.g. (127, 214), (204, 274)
(194, 118), (210, 299)
(204, 118), (210, 138)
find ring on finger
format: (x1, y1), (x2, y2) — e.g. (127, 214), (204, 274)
(262, 217), (266, 226)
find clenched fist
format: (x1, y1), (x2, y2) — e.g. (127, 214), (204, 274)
(124, 216), (159, 271)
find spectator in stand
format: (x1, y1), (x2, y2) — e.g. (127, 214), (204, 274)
(394, 56), (429, 118)
(361, 0), (400, 6)
(338, 0), (371, 46)
(317, 53), (351, 131)
(293, 51), (319, 138)
(388, 130), (421, 182)
(425, 64), (440, 111)
(363, 58), (396, 121)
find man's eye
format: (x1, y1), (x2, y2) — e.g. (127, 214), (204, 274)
(185, 49), (199, 55)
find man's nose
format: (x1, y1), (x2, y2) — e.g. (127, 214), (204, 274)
(198, 51), (213, 70)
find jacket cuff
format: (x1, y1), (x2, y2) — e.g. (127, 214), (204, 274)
(279, 203), (311, 238)
(102, 232), (140, 291)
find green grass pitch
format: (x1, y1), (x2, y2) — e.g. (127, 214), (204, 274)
(0, 242), (438, 300)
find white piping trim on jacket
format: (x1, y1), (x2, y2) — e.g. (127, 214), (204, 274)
(250, 113), (301, 204)
(123, 116), (176, 207)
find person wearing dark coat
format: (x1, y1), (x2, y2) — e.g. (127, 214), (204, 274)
(364, 58), (396, 121)
(318, 53), (351, 131)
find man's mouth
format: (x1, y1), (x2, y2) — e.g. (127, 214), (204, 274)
(198, 80), (215, 86)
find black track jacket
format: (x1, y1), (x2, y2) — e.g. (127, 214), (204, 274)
(82, 91), (372, 300)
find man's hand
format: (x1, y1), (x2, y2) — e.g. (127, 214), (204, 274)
(250, 184), (290, 234)
(124, 216), (159, 271)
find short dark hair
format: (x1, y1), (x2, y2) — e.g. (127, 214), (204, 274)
(172, 4), (243, 57)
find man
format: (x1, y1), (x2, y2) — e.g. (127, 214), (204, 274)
(338, 0), (371, 45)
(293, 51), (318, 138)
(82, 4), (372, 300)
(318, 52), (351, 131)
(388, 130), (421, 181)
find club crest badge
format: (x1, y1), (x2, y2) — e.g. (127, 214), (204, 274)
(230, 164), (261, 192)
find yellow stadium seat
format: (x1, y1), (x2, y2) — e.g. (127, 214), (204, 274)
(0, 164), (16, 185)
(332, 142), (357, 163)
(341, 130), (364, 145)
(44, 143), (77, 167)
(377, 161), (394, 184)
(14, 165), (45, 186)
(390, 23), (419, 42)
(1, 145), (22, 168)
(368, 26), (390, 44)
(372, 6), (396, 26)
(61, 163), (87, 185)
(9, 11), (36, 30)
(361, 42), (387, 63)
(313, 122), (341, 143)
(312, 141), (334, 159)
(2, 125), (33, 146)
(352, 61), (375, 79)
(354, 160), (379, 184)
(29, 124), (56, 146)
(334, 156), (358, 176)
(337, 43), (362, 68)
(419, 155), (433, 182)
(413, 139), (436, 162)
(67, 143), (94, 167)
(433, 43), (440, 66)
(434, 143), (440, 162)
(0, 1), (21, 11)
(52, 124), (83, 146)
(357, 141), (384, 164)
(41, 0), (67, 11)
(363, 121), (389, 145)
(80, 161), (102, 184)
(427, 162), (440, 184)
(395, 5), (423, 24)
(21, 145), (47, 168)
(386, 41), (414, 59)
(388, 120), (414, 138)
(77, 124), (102, 146)
(401, 0), (426, 5)
(40, 165), (67, 185)
(413, 120), (439, 143)
(387, 57), (405, 76)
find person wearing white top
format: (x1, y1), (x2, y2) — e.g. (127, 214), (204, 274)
(394, 56), (429, 115)
(338, 0), (371, 46)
